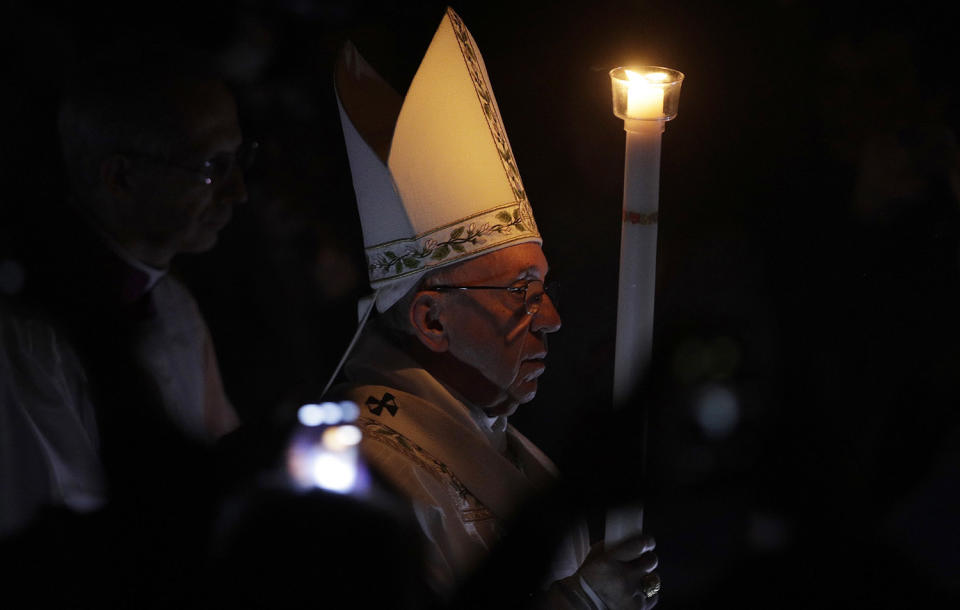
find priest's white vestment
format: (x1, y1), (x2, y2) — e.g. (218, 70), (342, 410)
(333, 327), (590, 598)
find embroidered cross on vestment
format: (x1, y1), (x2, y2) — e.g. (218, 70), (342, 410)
(366, 392), (398, 416)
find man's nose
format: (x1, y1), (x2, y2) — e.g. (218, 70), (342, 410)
(218, 163), (248, 205)
(531, 293), (561, 334)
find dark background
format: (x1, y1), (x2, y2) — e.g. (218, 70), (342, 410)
(3, 1), (960, 607)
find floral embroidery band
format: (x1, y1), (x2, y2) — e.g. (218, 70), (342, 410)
(366, 199), (540, 283)
(449, 8), (527, 205)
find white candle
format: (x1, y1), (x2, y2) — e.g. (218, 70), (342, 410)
(605, 65), (683, 550)
(613, 121), (662, 409)
(606, 117), (663, 551)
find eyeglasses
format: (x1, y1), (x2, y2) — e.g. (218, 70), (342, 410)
(128, 140), (259, 186)
(429, 279), (559, 316)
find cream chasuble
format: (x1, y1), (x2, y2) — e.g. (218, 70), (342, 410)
(334, 328), (589, 596)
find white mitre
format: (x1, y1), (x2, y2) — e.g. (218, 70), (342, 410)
(336, 6), (541, 313)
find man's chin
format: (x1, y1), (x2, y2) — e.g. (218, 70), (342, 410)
(482, 399), (520, 418)
(483, 381), (539, 417)
(514, 378), (540, 405)
(181, 230), (220, 254)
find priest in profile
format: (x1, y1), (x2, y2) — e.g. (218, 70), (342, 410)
(329, 8), (660, 608)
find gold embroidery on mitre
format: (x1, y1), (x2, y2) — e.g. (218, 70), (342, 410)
(366, 199), (539, 284)
(447, 8), (527, 205)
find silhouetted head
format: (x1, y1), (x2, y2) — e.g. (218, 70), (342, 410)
(59, 48), (249, 267)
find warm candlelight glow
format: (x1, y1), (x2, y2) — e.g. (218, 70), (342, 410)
(625, 70), (666, 119)
(610, 66), (684, 125)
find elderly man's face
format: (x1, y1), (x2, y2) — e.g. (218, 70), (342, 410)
(123, 81), (247, 265)
(432, 243), (561, 417)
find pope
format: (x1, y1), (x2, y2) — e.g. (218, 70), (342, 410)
(329, 8), (660, 608)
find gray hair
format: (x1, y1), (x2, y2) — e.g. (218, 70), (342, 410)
(375, 264), (456, 337)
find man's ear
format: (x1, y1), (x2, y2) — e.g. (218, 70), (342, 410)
(100, 154), (135, 200)
(410, 290), (449, 352)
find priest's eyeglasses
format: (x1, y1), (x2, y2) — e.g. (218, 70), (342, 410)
(429, 279), (558, 316)
(128, 140), (259, 186)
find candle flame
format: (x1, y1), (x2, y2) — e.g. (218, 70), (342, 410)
(625, 69), (670, 84)
(610, 65), (684, 125)
(623, 69), (666, 119)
